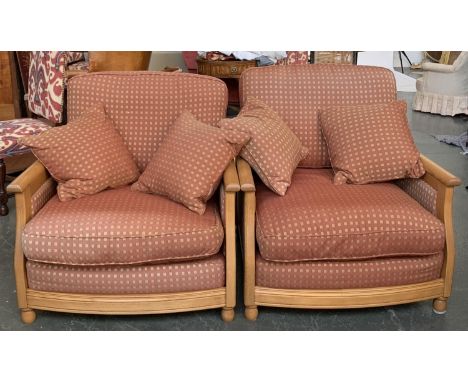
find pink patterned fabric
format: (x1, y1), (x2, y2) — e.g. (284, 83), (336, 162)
(67, 72), (228, 172)
(26, 253), (226, 294)
(395, 178), (437, 216)
(30, 178), (56, 217)
(240, 65), (397, 168)
(255, 168), (445, 263)
(256, 252), (444, 289)
(276, 51), (309, 65)
(23, 187), (224, 266)
(0, 119), (50, 159)
(27, 52), (69, 123)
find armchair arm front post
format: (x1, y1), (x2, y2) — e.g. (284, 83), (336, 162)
(420, 155), (461, 299)
(6, 161), (50, 316)
(221, 160), (240, 321)
(236, 158), (258, 320)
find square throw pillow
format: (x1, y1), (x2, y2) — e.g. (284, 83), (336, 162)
(19, 104), (139, 201)
(217, 97), (309, 196)
(131, 111), (250, 215)
(319, 100), (425, 185)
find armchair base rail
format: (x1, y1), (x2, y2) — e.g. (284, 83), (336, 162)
(26, 288), (226, 318)
(254, 280), (444, 310)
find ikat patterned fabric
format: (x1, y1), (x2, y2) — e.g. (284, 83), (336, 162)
(239, 64), (397, 168)
(276, 51), (309, 65)
(26, 253), (225, 294)
(19, 104), (140, 201)
(132, 111), (249, 214)
(22, 186), (224, 266)
(256, 251), (443, 289)
(0, 119), (50, 159)
(320, 100), (425, 185)
(255, 169), (445, 262)
(67, 72), (228, 172)
(218, 98), (308, 195)
(27, 52), (69, 123)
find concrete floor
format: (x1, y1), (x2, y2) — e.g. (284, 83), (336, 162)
(0, 91), (467, 330)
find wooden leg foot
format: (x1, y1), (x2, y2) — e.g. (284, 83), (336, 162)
(433, 298), (448, 315)
(20, 309), (36, 324)
(0, 158), (8, 216)
(244, 306), (258, 321)
(221, 307), (235, 322)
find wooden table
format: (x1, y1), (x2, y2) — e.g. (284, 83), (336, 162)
(196, 59), (257, 106)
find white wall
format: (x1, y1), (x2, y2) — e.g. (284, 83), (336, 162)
(149, 51), (187, 71)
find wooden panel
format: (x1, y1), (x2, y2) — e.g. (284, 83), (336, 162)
(27, 288), (226, 315)
(0, 51), (15, 120)
(255, 280), (445, 309)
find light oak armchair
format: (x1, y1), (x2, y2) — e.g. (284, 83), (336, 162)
(237, 64), (461, 320)
(8, 72), (238, 323)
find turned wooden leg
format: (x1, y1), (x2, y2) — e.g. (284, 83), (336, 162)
(0, 158), (8, 216)
(20, 309), (36, 324)
(433, 298), (448, 314)
(221, 307), (235, 322)
(244, 306), (258, 321)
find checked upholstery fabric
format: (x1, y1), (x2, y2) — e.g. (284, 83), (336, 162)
(240, 64), (397, 168)
(255, 169), (445, 263)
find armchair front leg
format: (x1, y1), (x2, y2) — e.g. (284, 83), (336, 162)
(221, 160), (241, 322)
(6, 161), (51, 323)
(236, 158), (258, 320)
(420, 155), (461, 313)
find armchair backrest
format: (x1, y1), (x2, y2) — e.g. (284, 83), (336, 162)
(240, 64), (397, 168)
(67, 71), (228, 172)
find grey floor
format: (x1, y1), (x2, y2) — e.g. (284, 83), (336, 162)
(1, 90), (467, 330)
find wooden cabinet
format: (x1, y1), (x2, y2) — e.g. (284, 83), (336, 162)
(0, 52), (21, 120)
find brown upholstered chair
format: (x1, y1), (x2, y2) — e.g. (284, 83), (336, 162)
(7, 71), (238, 323)
(237, 64), (461, 320)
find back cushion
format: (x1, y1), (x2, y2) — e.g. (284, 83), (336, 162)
(240, 64), (397, 168)
(67, 72), (228, 172)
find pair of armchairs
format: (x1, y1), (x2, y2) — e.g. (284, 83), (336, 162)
(8, 65), (460, 324)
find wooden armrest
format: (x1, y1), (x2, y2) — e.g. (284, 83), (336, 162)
(7, 161), (50, 195)
(421, 155), (461, 187)
(223, 159), (241, 192)
(421, 62), (455, 73)
(236, 158), (255, 192)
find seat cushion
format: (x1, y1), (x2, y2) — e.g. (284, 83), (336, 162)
(23, 186), (224, 266)
(256, 251), (444, 289)
(0, 119), (50, 159)
(256, 168), (445, 262)
(26, 253), (225, 294)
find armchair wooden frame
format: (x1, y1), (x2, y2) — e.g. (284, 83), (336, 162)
(237, 155), (461, 320)
(7, 160), (240, 324)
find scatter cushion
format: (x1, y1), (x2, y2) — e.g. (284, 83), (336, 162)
(256, 168), (445, 262)
(319, 100), (425, 185)
(218, 97), (309, 195)
(19, 104), (139, 201)
(132, 111), (250, 215)
(22, 186), (224, 266)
